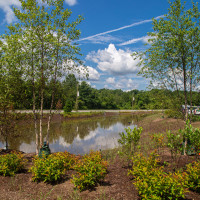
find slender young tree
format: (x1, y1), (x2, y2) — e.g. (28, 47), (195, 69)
(2, 0), (84, 153)
(137, 0), (200, 121)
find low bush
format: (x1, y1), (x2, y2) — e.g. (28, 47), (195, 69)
(128, 153), (160, 179)
(185, 161), (200, 192)
(150, 133), (165, 154)
(72, 151), (108, 191)
(165, 109), (183, 119)
(118, 127), (143, 159)
(0, 152), (27, 176)
(64, 99), (73, 113)
(129, 153), (188, 200)
(167, 130), (183, 160)
(30, 152), (77, 183)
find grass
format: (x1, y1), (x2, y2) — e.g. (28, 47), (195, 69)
(62, 111), (104, 118)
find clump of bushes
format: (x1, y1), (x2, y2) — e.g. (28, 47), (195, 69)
(64, 99), (73, 113)
(30, 151), (108, 191)
(185, 161), (200, 193)
(72, 151), (108, 191)
(0, 152), (27, 176)
(118, 127), (143, 160)
(165, 109), (183, 119)
(30, 152), (77, 183)
(129, 153), (188, 200)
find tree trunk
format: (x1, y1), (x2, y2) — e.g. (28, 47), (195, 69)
(31, 47), (39, 154)
(46, 40), (59, 144)
(183, 56), (188, 155)
(39, 38), (44, 147)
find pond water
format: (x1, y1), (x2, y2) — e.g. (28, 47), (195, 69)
(0, 114), (140, 154)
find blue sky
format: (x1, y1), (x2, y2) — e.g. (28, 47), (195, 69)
(0, 0), (195, 90)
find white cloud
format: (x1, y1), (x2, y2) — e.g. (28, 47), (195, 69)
(0, 0), (21, 23)
(87, 66), (100, 80)
(106, 77), (115, 84)
(105, 77), (139, 90)
(0, 0), (77, 24)
(65, 0), (77, 6)
(86, 44), (140, 75)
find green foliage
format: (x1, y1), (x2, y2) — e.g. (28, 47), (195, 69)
(150, 133), (165, 154)
(137, 0), (200, 117)
(63, 111), (103, 118)
(180, 120), (200, 155)
(0, 152), (27, 176)
(64, 99), (73, 113)
(185, 161), (200, 192)
(72, 151), (108, 191)
(129, 153), (187, 200)
(118, 127), (143, 157)
(30, 152), (77, 183)
(167, 130), (183, 159)
(165, 109), (183, 119)
(128, 153), (160, 179)
(191, 115), (200, 122)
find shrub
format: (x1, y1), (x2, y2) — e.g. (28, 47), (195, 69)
(118, 127), (143, 158)
(64, 99), (73, 113)
(134, 170), (187, 200)
(30, 152), (77, 183)
(72, 151), (108, 191)
(129, 153), (188, 200)
(128, 153), (160, 179)
(185, 161), (200, 192)
(150, 133), (165, 154)
(0, 152), (27, 176)
(167, 130), (183, 160)
(165, 109), (183, 119)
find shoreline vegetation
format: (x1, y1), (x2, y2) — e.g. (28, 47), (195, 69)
(1, 111), (200, 199)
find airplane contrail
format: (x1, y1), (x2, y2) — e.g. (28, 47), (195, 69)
(79, 15), (165, 42)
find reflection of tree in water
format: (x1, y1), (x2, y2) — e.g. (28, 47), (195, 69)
(1, 114), (147, 152)
(98, 115), (137, 128)
(61, 119), (99, 143)
(3, 122), (36, 150)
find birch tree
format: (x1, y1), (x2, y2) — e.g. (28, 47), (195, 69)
(137, 0), (200, 120)
(2, 0), (84, 153)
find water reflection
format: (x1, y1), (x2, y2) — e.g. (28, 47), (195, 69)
(0, 114), (137, 154)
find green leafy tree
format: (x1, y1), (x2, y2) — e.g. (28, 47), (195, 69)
(1, 0), (84, 153)
(137, 0), (200, 120)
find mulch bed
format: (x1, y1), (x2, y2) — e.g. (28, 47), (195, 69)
(0, 150), (200, 200)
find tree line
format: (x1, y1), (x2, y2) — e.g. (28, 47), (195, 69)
(7, 73), (200, 111)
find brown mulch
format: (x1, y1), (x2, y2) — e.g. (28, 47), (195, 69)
(0, 151), (200, 200)
(0, 152), (139, 200)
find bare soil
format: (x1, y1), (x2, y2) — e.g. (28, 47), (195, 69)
(1, 112), (200, 200)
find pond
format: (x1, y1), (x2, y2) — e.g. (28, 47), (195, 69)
(0, 114), (140, 154)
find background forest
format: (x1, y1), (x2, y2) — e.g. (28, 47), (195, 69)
(9, 73), (200, 111)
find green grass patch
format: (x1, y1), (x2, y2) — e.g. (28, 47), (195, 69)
(62, 111), (104, 118)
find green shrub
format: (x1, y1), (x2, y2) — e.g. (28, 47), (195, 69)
(129, 153), (187, 200)
(0, 152), (27, 176)
(134, 169), (187, 200)
(165, 109), (183, 119)
(185, 161), (200, 192)
(118, 127), (143, 158)
(72, 151), (108, 191)
(191, 115), (200, 122)
(128, 153), (160, 179)
(30, 152), (77, 183)
(167, 130), (183, 160)
(150, 133), (165, 154)
(64, 99), (73, 113)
